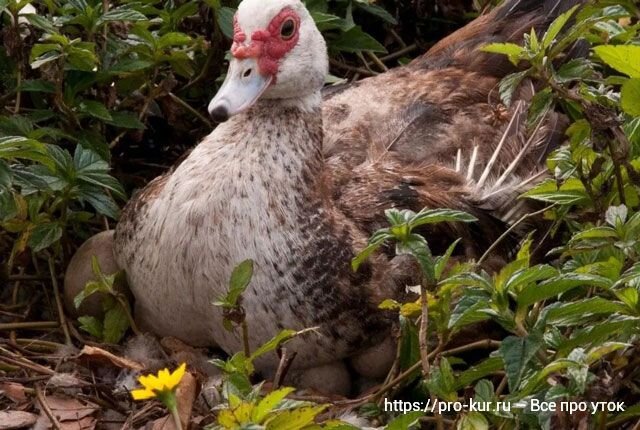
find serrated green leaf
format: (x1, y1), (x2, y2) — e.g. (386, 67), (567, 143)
(385, 411), (423, 430)
(500, 334), (542, 391)
(103, 303), (130, 344)
(594, 45), (640, 78)
(621, 78), (640, 117)
(78, 316), (103, 338)
(264, 405), (326, 430)
(79, 100), (112, 121)
(28, 222), (62, 252)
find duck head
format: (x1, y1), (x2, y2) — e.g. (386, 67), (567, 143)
(208, 0), (328, 122)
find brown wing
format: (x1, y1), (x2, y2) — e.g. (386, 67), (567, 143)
(323, 0), (585, 258)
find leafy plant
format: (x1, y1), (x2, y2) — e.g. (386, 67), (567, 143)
(74, 255), (136, 343)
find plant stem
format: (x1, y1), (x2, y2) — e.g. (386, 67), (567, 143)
(47, 256), (72, 345)
(241, 320), (251, 357)
(419, 283), (430, 378)
(170, 406), (183, 430)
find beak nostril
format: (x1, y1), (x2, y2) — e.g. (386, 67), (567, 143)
(209, 106), (230, 123)
(243, 68), (252, 78)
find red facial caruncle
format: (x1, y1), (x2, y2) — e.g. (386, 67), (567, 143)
(231, 8), (301, 82)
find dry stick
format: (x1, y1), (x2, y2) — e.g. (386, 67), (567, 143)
(477, 205), (555, 267)
(0, 353), (55, 376)
(273, 348), (297, 390)
(389, 29), (407, 49)
(329, 58), (376, 76)
(380, 44), (417, 62)
(36, 384), (62, 430)
(10, 268), (24, 344)
(366, 51), (388, 72)
(0, 321), (59, 331)
(495, 374), (508, 396)
(47, 256), (72, 346)
(241, 320), (251, 358)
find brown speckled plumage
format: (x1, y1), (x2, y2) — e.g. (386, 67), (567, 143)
(115, 0), (584, 377)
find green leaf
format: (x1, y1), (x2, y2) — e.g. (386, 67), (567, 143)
(454, 356), (503, 390)
(158, 32), (192, 49)
(98, 6), (147, 24)
(105, 111), (145, 130)
(0, 136), (52, 167)
(556, 58), (593, 83)
(448, 297), (491, 330)
(0, 160), (11, 188)
(19, 79), (56, 93)
(458, 412), (489, 430)
(541, 5), (579, 48)
(409, 208), (477, 230)
(225, 259), (253, 306)
(252, 387), (295, 423)
(621, 78), (640, 117)
(330, 26), (386, 53)
(311, 11), (344, 31)
(385, 411), (423, 430)
(79, 100), (112, 121)
(545, 297), (626, 326)
(498, 70), (529, 107)
(516, 359), (579, 398)
(593, 45), (640, 78)
(500, 334), (542, 391)
(354, 1), (396, 25)
(481, 43), (524, 65)
(522, 178), (589, 205)
(102, 303), (130, 344)
(217, 7), (236, 39)
(264, 405), (327, 430)
(78, 316), (103, 338)
(527, 87), (554, 128)
(250, 329), (297, 361)
(517, 273), (612, 308)
(29, 222), (63, 252)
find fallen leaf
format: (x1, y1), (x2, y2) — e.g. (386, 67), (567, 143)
(0, 411), (38, 429)
(48, 373), (89, 388)
(36, 395), (98, 422)
(149, 371), (197, 430)
(0, 382), (27, 403)
(78, 345), (144, 371)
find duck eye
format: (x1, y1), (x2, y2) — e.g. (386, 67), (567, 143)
(280, 19), (296, 40)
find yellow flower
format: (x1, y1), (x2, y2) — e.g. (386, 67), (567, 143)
(131, 363), (186, 401)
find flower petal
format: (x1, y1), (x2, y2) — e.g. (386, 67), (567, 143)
(131, 388), (156, 400)
(139, 374), (163, 391)
(168, 363), (186, 389)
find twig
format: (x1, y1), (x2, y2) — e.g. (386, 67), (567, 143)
(441, 339), (501, 357)
(0, 321), (59, 331)
(380, 44), (417, 62)
(36, 384), (62, 430)
(329, 59), (375, 76)
(0, 352), (55, 375)
(272, 348), (297, 390)
(366, 51), (388, 72)
(241, 320), (251, 358)
(47, 256), (72, 345)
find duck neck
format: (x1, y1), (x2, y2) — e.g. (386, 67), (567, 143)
(239, 95), (325, 190)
